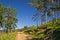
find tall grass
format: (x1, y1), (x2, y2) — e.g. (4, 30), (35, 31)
(0, 32), (16, 40)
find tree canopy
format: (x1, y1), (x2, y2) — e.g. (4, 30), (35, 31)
(0, 3), (18, 32)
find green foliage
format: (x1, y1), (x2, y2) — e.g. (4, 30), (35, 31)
(53, 28), (60, 40)
(21, 18), (60, 40)
(47, 9), (52, 17)
(0, 3), (5, 28)
(29, 0), (53, 25)
(0, 3), (18, 32)
(39, 34), (46, 38)
(29, 0), (46, 10)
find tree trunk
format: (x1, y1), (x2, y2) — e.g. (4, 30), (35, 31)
(41, 9), (46, 26)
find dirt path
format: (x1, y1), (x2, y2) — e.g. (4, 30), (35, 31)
(16, 32), (30, 40)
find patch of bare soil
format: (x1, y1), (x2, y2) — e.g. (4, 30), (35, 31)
(16, 32), (30, 40)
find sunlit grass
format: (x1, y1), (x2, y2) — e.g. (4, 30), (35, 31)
(0, 32), (16, 40)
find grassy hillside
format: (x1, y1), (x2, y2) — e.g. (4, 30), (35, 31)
(20, 18), (60, 40)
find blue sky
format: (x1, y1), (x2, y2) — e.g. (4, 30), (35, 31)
(0, 0), (41, 28)
(0, 0), (60, 29)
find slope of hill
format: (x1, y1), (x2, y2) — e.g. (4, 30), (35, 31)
(20, 18), (60, 40)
